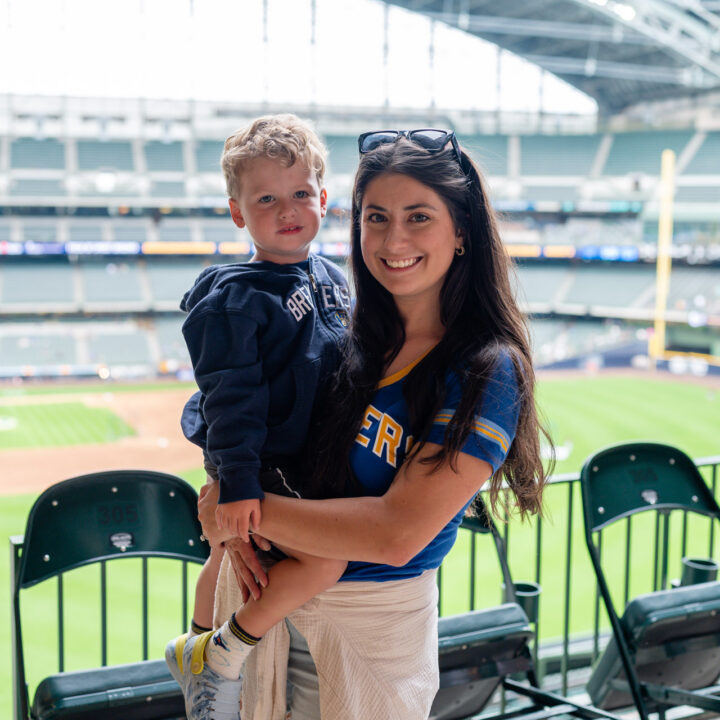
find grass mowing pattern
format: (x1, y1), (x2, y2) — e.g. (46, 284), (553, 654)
(0, 403), (134, 450)
(2, 375), (719, 716)
(536, 376), (720, 474)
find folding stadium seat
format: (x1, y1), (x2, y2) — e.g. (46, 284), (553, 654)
(11, 470), (208, 720)
(430, 504), (620, 720)
(580, 442), (720, 720)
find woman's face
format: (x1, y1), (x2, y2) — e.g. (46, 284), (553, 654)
(360, 172), (462, 311)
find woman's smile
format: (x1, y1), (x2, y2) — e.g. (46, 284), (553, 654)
(382, 256), (422, 269)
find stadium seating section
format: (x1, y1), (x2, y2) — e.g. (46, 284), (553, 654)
(1, 123), (718, 378)
(81, 262), (146, 305)
(560, 267), (654, 309)
(77, 140), (134, 171)
(602, 130), (695, 175)
(1, 254), (713, 375)
(460, 134), (508, 176)
(520, 134), (601, 176)
(683, 132), (720, 175)
(195, 140), (225, 172)
(10, 138), (66, 169)
(144, 140), (185, 172)
(10, 179), (66, 196)
(2, 129), (718, 210)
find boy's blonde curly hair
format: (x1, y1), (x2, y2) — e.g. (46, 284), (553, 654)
(221, 114), (327, 200)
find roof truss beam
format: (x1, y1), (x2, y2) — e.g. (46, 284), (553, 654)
(422, 10), (656, 44)
(570, 0), (720, 80)
(525, 53), (716, 85)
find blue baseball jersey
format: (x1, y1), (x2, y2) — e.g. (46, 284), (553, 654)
(341, 350), (520, 582)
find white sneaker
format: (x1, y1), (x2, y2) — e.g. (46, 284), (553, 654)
(164, 632), (188, 687)
(166, 631), (242, 720)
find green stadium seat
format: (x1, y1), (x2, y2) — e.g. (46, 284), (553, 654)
(154, 316), (190, 364)
(10, 138), (66, 170)
(516, 265), (571, 305)
(324, 135), (358, 175)
(520, 135), (601, 176)
(144, 141), (184, 172)
(157, 223), (192, 243)
(86, 331), (153, 365)
(580, 442), (720, 720)
(0, 334), (77, 368)
(76, 141), (134, 171)
(431, 502), (619, 720)
(111, 222), (147, 244)
(11, 470), (208, 720)
(10, 179), (66, 197)
(67, 225), (103, 243)
(145, 259), (207, 303)
(1, 261), (75, 306)
(683, 132), (720, 175)
(201, 222), (237, 244)
(459, 135), (508, 177)
(80, 262), (145, 304)
(603, 131), (693, 175)
(562, 267), (654, 308)
(195, 140), (224, 173)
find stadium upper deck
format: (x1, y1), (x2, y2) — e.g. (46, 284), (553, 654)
(0, 95), (718, 379)
(2, 127), (720, 264)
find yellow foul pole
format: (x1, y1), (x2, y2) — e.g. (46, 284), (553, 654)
(650, 149), (675, 368)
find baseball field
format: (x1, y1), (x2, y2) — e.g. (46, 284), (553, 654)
(2, 370), (720, 715)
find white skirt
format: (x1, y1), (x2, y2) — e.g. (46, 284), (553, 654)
(214, 552), (439, 720)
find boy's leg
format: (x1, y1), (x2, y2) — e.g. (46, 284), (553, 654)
(189, 472), (223, 635)
(204, 548), (347, 680)
(190, 544), (224, 635)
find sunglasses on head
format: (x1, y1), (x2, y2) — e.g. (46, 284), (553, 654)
(357, 129), (467, 174)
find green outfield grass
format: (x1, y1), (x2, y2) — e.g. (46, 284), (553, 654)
(0, 402), (135, 450)
(2, 375), (720, 716)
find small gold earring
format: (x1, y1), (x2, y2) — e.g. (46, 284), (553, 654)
(455, 246), (465, 256)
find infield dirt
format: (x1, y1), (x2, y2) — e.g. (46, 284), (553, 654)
(0, 387), (200, 496)
(2, 367), (718, 497)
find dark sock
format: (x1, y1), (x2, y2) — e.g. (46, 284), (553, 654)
(190, 619), (212, 636)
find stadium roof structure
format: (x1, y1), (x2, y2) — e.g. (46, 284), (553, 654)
(386, 0), (720, 115)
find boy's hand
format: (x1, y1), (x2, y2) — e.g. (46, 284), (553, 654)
(216, 498), (262, 542)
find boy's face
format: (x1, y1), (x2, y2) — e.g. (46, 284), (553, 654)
(229, 156), (327, 264)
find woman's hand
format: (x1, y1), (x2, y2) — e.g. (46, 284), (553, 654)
(224, 537), (269, 602)
(198, 479), (234, 546)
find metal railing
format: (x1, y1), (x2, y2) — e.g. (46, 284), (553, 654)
(438, 454), (720, 694)
(11, 454), (720, 716)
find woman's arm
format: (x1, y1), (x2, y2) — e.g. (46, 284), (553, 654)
(255, 443), (492, 566)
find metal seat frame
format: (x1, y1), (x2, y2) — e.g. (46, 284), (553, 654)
(432, 502), (620, 720)
(11, 470), (208, 720)
(580, 441), (720, 720)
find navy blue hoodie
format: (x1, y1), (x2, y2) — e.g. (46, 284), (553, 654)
(180, 254), (350, 504)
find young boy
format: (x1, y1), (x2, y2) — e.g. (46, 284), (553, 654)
(165, 114), (351, 720)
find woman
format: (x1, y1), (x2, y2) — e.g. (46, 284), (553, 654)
(201, 129), (550, 719)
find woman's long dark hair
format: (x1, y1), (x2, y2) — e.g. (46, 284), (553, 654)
(304, 138), (552, 517)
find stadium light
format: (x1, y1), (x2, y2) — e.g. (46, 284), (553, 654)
(612, 3), (636, 22)
(95, 172), (116, 194)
